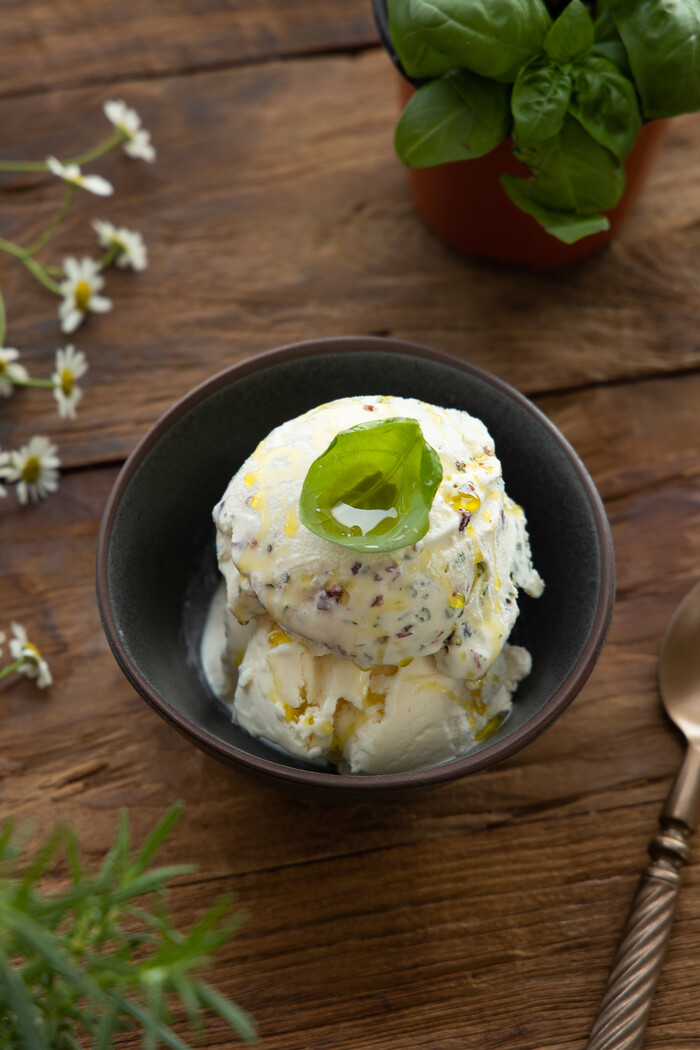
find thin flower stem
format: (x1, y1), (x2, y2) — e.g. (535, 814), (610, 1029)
(27, 185), (77, 256)
(0, 237), (62, 294)
(11, 376), (54, 389)
(0, 660), (24, 682)
(0, 160), (49, 173)
(0, 130), (126, 173)
(99, 244), (120, 270)
(0, 286), (5, 347)
(67, 131), (126, 166)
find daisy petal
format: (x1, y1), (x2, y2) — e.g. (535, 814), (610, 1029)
(80, 173), (114, 197)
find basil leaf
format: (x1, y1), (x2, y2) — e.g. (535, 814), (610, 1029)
(395, 70), (510, 167)
(387, 0), (456, 79)
(410, 0), (552, 83)
(512, 55), (571, 142)
(613, 0), (700, 118)
(513, 115), (625, 213)
(544, 0), (594, 62)
(298, 418), (443, 553)
(592, 8), (632, 78)
(569, 55), (641, 160)
(499, 175), (610, 241)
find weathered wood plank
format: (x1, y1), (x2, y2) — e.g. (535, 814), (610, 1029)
(0, 0), (378, 98)
(538, 372), (700, 505)
(2, 362), (700, 1048)
(1, 52), (700, 468)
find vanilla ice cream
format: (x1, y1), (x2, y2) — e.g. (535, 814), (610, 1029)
(203, 394), (543, 774)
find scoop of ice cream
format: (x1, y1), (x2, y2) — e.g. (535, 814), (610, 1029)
(200, 580), (255, 702)
(231, 613), (532, 774)
(214, 395), (542, 675)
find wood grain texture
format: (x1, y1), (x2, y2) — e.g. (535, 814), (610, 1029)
(1, 52), (700, 466)
(2, 363), (700, 1049)
(0, 0), (378, 99)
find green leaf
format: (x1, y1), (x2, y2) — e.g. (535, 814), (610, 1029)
(299, 417), (443, 553)
(387, 0), (456, 78)
(194, 979), (259, 1044)
(544, 0), (594, 61)
(0, 807), (254, 1050)
(65, 828), (83, 884)
(502, 114), (626, 242)
(395, 69), (510, 167)
(500, 174), (610, 241)
(130, 801), (184, 877)
(6, 905), (106, 1001)
(99, 808), (131, 883)
(0, 947), (52, 1050)
(513, 114), (625, 213)
(121, 997), (192, 1050)
(512, 55), (571, 142)
(94, 999), (124, 1050)
(569, 54), (641, 160)
(410, 0), (552, 82)
(110, 865), (197, 904)
(592, 8), (632, 78)
(0, 820), (17, 865)
(613, 0), (700, 118)
(172, 976), (204, 1040)
(14, 827), (65, 909)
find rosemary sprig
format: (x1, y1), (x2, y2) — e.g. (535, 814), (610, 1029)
(0, 802), (257, 1049)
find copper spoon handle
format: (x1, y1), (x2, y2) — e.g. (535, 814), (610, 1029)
(586, 745), (700, 1050)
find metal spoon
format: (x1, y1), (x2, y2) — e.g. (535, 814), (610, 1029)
(587, 580), (700, 1050)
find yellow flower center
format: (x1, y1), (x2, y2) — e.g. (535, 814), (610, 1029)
(0, 360), (6, 375)
(24, 642), (42, 662)
(74, 281), (91, 311)
(60, 368), (75, 395)
(22, 456), (41, 484)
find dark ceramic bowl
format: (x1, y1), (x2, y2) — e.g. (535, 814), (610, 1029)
(96, 337), (614, 803)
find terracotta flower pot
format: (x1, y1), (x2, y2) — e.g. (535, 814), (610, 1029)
(398, 78), (668, 268)
(372, 0), (668, 268)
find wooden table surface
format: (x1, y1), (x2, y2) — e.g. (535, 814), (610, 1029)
(3, 4), (700, 1048)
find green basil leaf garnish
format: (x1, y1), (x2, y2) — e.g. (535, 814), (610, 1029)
(395, 70), (510, 167)
(298, 417), (443, 552)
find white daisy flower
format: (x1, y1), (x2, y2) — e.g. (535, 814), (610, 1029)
(0, 449), (11, 498)
(46, 156), (113, 197)
(103, 99), (156, 163)
(52, 344), (88, 420)
(4, 436), (60, 505)
(0, 347), (28, 397)
(58, 256), (112, 334)
(9, 622), (52, 689)
(92, 219), (148, 271)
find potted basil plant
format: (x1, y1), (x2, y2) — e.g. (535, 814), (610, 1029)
(374, 0), (700, 267)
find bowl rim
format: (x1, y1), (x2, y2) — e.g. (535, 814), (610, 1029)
(96, 335), (615, 793)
